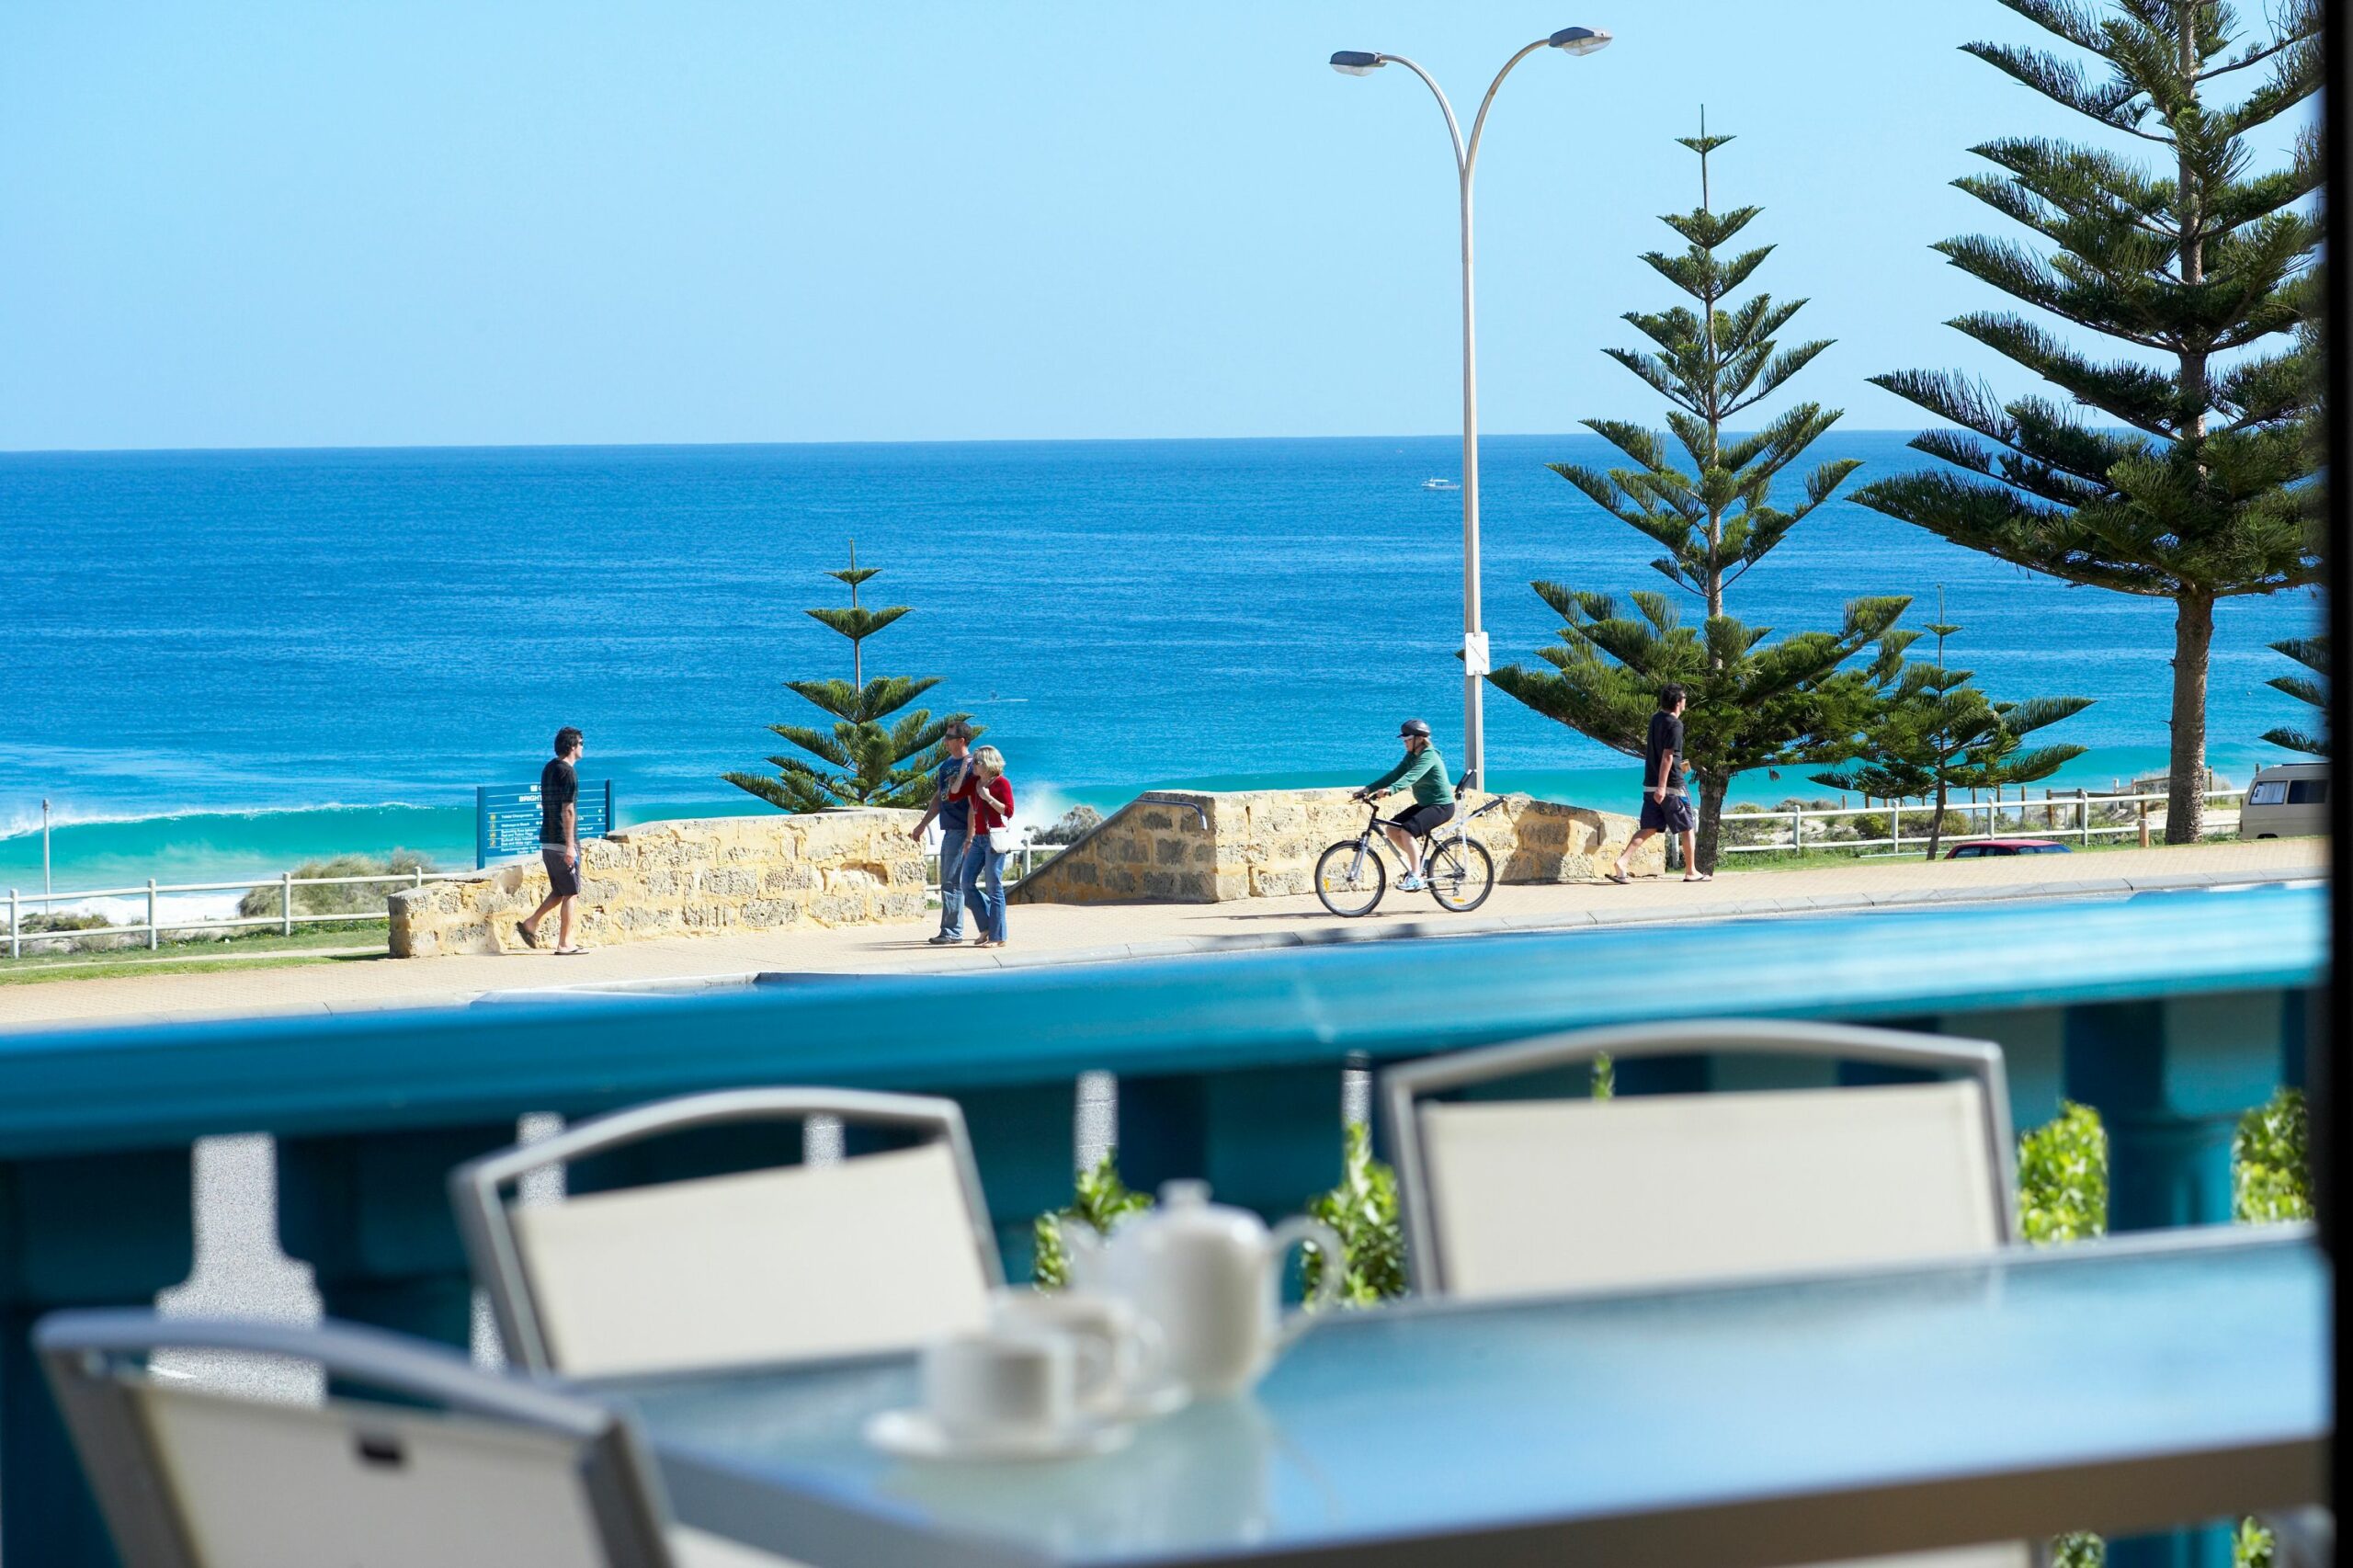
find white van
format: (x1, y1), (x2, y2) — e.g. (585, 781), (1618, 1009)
(2239, 761), (2329, 838)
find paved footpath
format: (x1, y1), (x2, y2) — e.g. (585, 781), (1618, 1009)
(1, 838), (2323, 1032)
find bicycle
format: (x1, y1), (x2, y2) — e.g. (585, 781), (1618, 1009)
(1313, 794), (1499, 916)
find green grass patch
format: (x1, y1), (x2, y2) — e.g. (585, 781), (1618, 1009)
(0, 925), (386, 984)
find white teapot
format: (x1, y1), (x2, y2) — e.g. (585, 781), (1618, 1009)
(1061, 1180), (1342, 1400)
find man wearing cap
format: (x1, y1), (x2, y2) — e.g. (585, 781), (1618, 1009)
(909, 719), (978, 945)
(1354, 719), (1454, 892)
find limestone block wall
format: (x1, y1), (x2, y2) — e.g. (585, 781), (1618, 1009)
(1013, 789), (1661, 906)
(389, 811), (925, 958)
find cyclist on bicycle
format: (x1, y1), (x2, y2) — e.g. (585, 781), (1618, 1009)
(1353, 719), (1455, 892)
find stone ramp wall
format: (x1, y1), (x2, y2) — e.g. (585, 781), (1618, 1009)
(389, 811), (924, 957)
(1013, 789), (1659, 905)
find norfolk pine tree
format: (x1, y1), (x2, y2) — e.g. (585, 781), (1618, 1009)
(723, 542), (974, 812)
(1489, 122), (1909, 870)
(1858, 0), (2323, 842)
(2260, 632), (2327, 756)
(1813, 602), (2092, 858)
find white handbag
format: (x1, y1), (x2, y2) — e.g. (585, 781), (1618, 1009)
(986, 824), (1018, 855)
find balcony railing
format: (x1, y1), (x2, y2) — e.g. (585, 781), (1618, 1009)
(0, 882), (2323, 1567)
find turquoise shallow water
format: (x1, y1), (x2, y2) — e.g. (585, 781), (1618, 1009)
(0, 435), (2320, 888)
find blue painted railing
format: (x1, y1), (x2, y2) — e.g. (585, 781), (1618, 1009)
(0, 884), (2323, 1567)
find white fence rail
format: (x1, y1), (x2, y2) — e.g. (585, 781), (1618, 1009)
(6, 869), (482, 958)
(1721, 788), (2247, 858)
(8, 845), (1078, 960)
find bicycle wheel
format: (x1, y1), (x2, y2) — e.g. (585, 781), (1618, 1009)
(1426, 836), (1495, 913)
(1313, 838), (1386, 917)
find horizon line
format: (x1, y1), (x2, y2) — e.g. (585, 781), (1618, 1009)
(0, 429), (1948, 460)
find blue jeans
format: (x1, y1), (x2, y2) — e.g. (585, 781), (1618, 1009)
(961, 838), (1008, 943)
(936, 826), (971, 937)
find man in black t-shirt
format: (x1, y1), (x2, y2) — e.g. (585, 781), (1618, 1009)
(1605, 685), (1705, 884)
(516, 726), (587, 952)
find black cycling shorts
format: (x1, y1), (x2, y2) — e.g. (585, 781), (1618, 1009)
(1388, 802), (1456, 838)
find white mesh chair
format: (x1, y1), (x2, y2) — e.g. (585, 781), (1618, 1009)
(1381, 1018), (2031, 1568)
(451, 1087), (1003, 1378)
(35, 1310), (790, 1568)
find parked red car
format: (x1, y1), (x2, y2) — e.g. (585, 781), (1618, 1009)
(1945, 838), (2072, 858)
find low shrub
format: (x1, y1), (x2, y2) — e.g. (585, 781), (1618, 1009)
(1032, 806), (1104, 846)
(239, 850), (433, 920)
(1030, 1150), (1154, 1289)
(22, 911), (110, 933)
(2233, 1088), (2311, 1223)
(1301, 1124), (1406, 1308)
(2018, 1101), (2108, 1244)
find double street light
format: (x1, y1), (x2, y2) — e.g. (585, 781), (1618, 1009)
(1329, 27), (1611, 791)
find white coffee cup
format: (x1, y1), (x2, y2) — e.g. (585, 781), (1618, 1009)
(993, 1290), (1165, 1416)
(921, 1329), (1079, 1439)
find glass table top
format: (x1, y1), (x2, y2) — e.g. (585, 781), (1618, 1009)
(613, 1229), (2327, 1567)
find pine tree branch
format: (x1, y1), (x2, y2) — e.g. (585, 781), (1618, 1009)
(1576, 420), (1667, 471)
(1961, 40), (2160, 138)
(2268, 634), (2328, 678)
(1948, 312), (2178, 435)
(1936, 236), (2175, 349)
(1598, 347), (1702, 413)
(2268, 674), (2325, 708)
(1854, 471), (2178, 595)
(2195, 2), (2318, 83)
(2261, 726), (2328, 756)
(1995, 0), (2113, 54)
(1725, 339), (1835, 416)
(1658, 204), (1764, 250)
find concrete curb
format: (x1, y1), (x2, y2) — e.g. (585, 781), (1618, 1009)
(776, 866), (2316, 981)
(459, 866), (2317, 1004)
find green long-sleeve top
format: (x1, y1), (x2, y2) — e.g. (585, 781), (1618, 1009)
(1365, 745), (1455, 806)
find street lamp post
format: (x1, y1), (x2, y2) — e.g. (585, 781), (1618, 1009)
(1330, 27), (1611, 791)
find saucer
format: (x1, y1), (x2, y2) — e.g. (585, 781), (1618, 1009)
(1101, 1376), (1190, 1423)
(863, 1407), (1133, 1462)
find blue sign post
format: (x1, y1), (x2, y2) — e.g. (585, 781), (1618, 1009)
(476, 779), (615, 869)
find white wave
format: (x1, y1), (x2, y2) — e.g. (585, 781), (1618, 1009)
(0, 800), (443, 840)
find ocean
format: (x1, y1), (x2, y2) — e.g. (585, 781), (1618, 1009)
(0, 434), (2323, 904)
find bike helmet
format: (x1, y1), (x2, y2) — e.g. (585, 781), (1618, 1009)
(1399, 718), (1432, 738)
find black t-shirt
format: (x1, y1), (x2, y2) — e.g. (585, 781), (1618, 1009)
(540, 757), (578, 845)
(1644, 710), (1686, 792)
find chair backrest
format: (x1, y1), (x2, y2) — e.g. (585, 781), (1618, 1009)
(1381, 1019), (2018, 1300)
(37, 1311), (674, 1568)
(452, 1087), (1004, 1377)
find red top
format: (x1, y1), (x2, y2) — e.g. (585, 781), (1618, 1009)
(950, 771), (1015, 832)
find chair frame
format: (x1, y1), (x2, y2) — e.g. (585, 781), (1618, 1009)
(1380, 1017), (2020, 1299)
(450, 1086), (1005, 1377)
(35, 1309), (674, 1568)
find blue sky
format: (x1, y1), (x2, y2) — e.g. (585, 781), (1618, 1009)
(0, 1), (2318, 451)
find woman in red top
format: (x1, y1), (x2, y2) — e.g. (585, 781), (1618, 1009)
(949, 745), (1015, 948)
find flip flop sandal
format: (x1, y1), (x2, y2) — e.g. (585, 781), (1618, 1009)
(1604, 869), (1631, 885)
(554, 945), (590, 956)
(1683, 873), (1714, 882)
(514, 922), (540, 949)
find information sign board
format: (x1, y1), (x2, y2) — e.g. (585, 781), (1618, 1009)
(476, 779), (614, 868)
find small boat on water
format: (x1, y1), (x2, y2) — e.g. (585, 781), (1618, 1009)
(1423, 477), (1460, 491)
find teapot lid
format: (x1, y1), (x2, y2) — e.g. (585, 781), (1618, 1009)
(1159, 1179), (1212, 1208)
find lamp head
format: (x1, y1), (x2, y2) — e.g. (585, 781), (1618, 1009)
(1548, 26), (1611, 55)
(1329, 51), (1383, 76)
